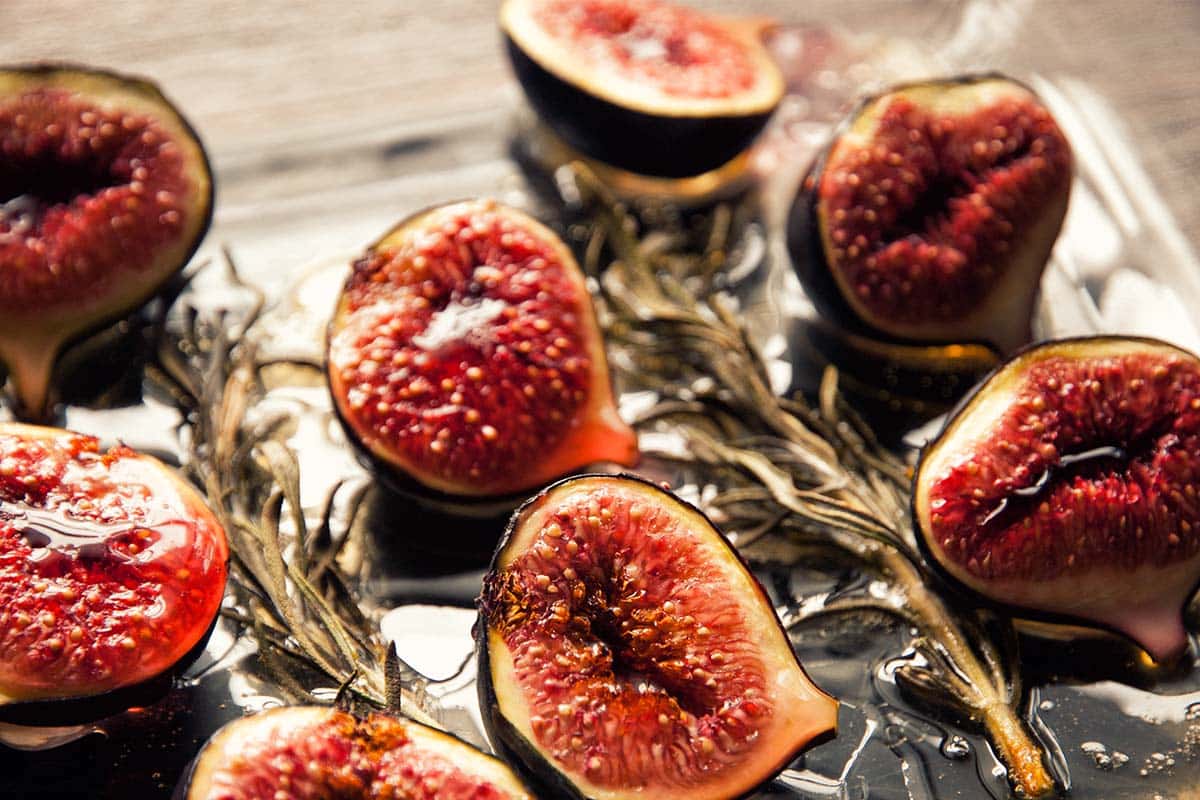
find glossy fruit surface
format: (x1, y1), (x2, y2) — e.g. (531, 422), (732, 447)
(0, 64), (213, 416)
(0, 422), (227, 723)
(914, 337), (1200, 661)
(478, 474), (837, 800)
(789, 74), (1072, 353)
(502, 0), (784, 178)
(177, 705), (533, 800)
(328, 200), (637, 512)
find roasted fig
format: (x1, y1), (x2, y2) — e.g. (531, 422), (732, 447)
(788, 74), (1072, 353)
(0, 422), (228, 724)
(176, 705), (533, 800)
(477, 474), (837, 799)
(0, 65), (213, 417)
(327, 200), (638, 516)
(501, 0), (785, 178)
(914, 337), (1200, 662)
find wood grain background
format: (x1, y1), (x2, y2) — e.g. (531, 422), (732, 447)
(3, 1), (1198, 244)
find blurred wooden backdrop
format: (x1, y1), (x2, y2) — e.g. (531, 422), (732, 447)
(3, 1), (1198, 252)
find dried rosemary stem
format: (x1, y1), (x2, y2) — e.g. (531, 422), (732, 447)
(152, 254), (438, 726)
(882, 550), (1055, 799)
(564, 163), (1055, 798)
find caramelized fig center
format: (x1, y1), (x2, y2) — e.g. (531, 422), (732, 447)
(926, 352), (1200, 581)
(819, 87), (1070, 327)
(486, 488), (777, 789)
(0, 88), (196, 308)
(531, 0), (756, 100)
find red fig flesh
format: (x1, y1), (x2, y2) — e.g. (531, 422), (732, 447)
(178, 706), (533, 800)
(327, 200), (637, 507)
(915, 337), (1200, 661)
(0, 65), (213, 416)
(478, 474), (837, 800)
(789, 75), (1072, 353)
(0, 422), (228, 722)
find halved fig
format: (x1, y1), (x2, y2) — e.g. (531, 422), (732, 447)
(0, 422), (228, 724)
(327, 200), (637, 516)
(176, 705), (533, 800)
(501, 0), (785, 178)
(788, 74), (1072, 354)
(477, 474), (837, 799)
(0, 64), (213, 418)
(914, 337), (1200, 662)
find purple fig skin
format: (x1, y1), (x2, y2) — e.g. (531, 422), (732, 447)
(500, 0), (784, 178)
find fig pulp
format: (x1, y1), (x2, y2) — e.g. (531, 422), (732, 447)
(327, 200), (637, 515)
(0, 65), (213, 418)
(501, 0), (785, 178)
(177, 705), (533, 800)
(478, 474), (837, 800)
(788, 75), (1072, 353)
(0, 422), (228, 724)
(914, 337), (1200, 662)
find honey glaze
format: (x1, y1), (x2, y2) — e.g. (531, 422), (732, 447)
(1, 501), (191, 568)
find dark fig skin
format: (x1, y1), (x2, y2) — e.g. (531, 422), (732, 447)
(0, 63), (214, 420)
(800, 319), (1001, 438)
(789, 146), (865, 339)
(476, 473), (837, 800)
(788, 73), (1070, 356)
(505, 37), (775, 179)
(328, 408), (536, 521)
(912, 336), (1200, 663)
(501, 0), (784, 179)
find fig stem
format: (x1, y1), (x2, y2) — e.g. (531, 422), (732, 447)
(0, 338), (60, 422)
(884, 549), (1056, 799)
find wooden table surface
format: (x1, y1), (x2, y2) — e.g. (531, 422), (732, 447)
(3, 0), (1198, 247)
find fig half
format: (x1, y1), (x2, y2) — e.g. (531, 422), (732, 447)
(788, 74), (1072, 353)
(914, 337), (1200, 662)
(478, 474), (837, 800)
(501, 0), (785, 178)
(327, 200), (637, 516)
(0, 65), (213, 417)
(0, 422), (228, 724)
(176, 705), (533, 799)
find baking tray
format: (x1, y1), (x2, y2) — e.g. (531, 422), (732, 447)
(1, 1), (1198, 798)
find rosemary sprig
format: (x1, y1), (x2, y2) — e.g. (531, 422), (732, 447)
(564, 163), (1056, 799)
(150, 255), (437, 727)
